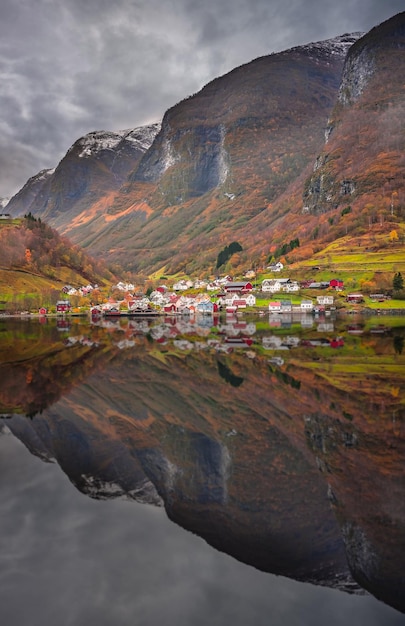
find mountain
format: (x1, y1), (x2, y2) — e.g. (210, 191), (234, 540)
(6, 124), (160, 231)
(6, 12), (405, 276)
(300, 11), (405, 236)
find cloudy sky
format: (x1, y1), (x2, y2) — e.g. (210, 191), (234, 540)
(0, 0), (403, 199)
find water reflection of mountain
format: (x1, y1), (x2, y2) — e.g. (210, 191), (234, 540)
(1, 318), (405, 614)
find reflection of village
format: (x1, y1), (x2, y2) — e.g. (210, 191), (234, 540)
(57, 309), (352, 362)
(51, 276), (397, 358)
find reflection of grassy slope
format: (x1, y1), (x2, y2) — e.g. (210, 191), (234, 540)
(0, 323), (116, 415)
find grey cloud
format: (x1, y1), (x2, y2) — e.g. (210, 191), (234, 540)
(0, 0), (404, 198)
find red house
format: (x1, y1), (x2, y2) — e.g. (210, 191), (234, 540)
(329, 279), (344, 289)
(56, 300), (71, 313)
(224, 281), (253, 293)
(163, 303), (177, 314)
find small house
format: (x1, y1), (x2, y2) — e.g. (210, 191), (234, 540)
(300, 300), (314, 312)
(330, 279), (344, 290)
(280, 300), (292, 313)
(56, 300), (71, 313)
(346, 293), (364, 303)
(267, 261), (284, 272)
(224, 281), (253, 293)
(316, 295), (334, 306)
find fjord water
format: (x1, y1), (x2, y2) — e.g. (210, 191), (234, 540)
(0, 316), (404, 625)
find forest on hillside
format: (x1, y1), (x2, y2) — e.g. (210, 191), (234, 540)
(0, 214), (111, 283)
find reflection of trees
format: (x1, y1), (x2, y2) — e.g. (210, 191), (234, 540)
(394, 335), (404, 354)
(0, 323), (117, 417)
(217, 360), (244, 387)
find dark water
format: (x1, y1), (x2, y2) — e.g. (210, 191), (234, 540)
(0, 315), (404, 625)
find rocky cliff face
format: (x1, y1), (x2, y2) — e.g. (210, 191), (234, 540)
(303, 12), (405, 217)
(5, 168), (54, 217)
(129, 35), (358, 208)
(6, 124), (160, 228)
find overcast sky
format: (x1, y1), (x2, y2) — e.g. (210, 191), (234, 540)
(0, 0), (403, 200)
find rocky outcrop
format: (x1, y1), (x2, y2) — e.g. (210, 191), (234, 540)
(133, 123), (229, 202)
(6, 124), (160, 226)
(303, 12), (405, 216)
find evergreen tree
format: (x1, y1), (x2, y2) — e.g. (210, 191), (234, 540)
(393, 272), (404, 291)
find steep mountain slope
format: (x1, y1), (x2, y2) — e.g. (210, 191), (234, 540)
(79, 35), (361, 274)
(7, 124), (160, 230)
(6, 36), (359, 273)
(272, 11), (405, 256)
(6, 12), (405, 277)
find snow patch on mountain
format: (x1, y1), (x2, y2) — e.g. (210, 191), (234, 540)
(288, 33), (365, 63)
(123, 122), (161, 151)
(74, 123), (161, 158)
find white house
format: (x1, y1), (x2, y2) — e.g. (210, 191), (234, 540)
(194, 279), (207, 289)
(282, 281), (300, 293)
(262, 278), (290, 293)
(316, 295), (334, 306)
(267, 261), (284, 272)
(244, 294), (256, 307)
(300, 300), (314, 312)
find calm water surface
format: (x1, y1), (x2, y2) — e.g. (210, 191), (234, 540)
(0, 315), (404, 625)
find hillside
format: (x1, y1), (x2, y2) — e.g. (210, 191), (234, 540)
(0, 215), (112, 310)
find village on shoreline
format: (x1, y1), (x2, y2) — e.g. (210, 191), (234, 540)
(3, 268), (405, 320)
